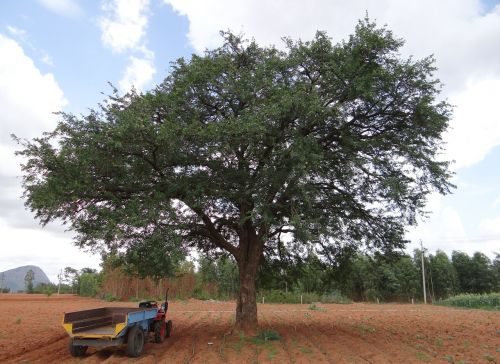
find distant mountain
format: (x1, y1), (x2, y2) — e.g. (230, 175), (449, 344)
(0, 265), (51, 292)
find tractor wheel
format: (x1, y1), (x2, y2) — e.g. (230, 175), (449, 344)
(68, 339), (87, 357)
(166, 320), (173, 338)
(126, 325), (145, 357)
(154, 321), (166, 343)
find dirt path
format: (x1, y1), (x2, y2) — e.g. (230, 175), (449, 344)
(0, 295), (499, 363)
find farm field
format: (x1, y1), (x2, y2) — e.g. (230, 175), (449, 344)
(0, 294), (498, 363)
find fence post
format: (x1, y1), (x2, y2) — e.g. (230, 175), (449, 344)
(301, 295), (303, 305)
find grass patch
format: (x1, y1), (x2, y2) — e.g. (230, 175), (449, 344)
(250, 331), (280, 360)
(442, 355), (467, 364)
(435, 337), (444, 348)
(308, 303), (326, 312)
(357, 323), (376, 335)
(229, 332), (246, 352)
(251, 330), (281, 345)
(483, 354), (495, 362)
(437, 293), (500, 310)
(300, 346), (313, 354)
(416, 352), (431, 362)
(267, 344), (277, 360)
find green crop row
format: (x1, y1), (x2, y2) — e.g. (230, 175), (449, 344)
(438, 292), (500, 310)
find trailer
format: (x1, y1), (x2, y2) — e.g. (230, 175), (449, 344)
(62, 291), (172, 357)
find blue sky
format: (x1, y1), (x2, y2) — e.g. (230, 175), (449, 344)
(1, 0), (500, 281)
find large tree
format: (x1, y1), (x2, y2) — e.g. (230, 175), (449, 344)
(16, 19), (452, 332)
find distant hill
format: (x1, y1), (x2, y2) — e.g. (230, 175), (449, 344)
(0, 265), (51, 292)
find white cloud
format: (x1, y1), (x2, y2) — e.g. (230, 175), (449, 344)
(119, 55), (156, 93)
(99, 0), (155, 92)
(41, 52), (54, 66)
(445, 78), (500, 169)
(37, 0), (83, 17)
(0, 34), (66, 142)
(99, 0), (150, 54)
(165, 0), (500, 75)
(493, 195), (500, 208)
(0, 35), (98, 282)
(6, 25), (28, 40)
(479, 217), (500, 235)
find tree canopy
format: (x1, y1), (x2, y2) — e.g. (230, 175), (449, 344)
(16, 18), (452, 332)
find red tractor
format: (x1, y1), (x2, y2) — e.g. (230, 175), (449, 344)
(138, 289), (173, 343)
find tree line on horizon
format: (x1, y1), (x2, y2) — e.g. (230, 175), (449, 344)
(23, 248), (499, 304)
(199, 248), (500, 303)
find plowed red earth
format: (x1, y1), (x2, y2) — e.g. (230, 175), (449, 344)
(0, 294), (498, 363)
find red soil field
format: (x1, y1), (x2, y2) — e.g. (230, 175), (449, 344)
(0, 294), (498, 363)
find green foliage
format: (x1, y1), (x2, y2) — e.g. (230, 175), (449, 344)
(197, 255), (238, 299)
(15, 20), (454, 326)
(24, 269), (34, 293)
(36, 283), (55, 296)
(428, 250), (458, 299)
(79, 272), (101, 297)
(308, 303), (326, 311)
(103, 293), (118, 301)
(16, 21), (452, 265)
(438, 293), (500, 310)
(252, 330), (281, 344)
(452, 251), (497, 294)
(323, 290), (352, 304)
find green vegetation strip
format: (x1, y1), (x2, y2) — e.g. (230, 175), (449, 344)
(437, 293), (500, 310)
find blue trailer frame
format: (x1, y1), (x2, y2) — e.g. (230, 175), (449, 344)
(63, 305), (171, 357)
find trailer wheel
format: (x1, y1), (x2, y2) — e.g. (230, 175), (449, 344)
(166, 320), (173, 338)
(154, 321), (166, 343)
(68, 339), (88, 357)
(126, 325), (145, 357)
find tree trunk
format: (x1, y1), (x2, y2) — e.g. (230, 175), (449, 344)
(234, 232), (263, 334)
(235, 261), (259, 333)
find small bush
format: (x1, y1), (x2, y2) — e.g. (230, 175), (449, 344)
(193, 289), (212, 301)
(308, 303), (326, 311)
(252, 330), (281, 344)
(438, 293), (500, 310)
(321, 290), (352, 304)
(103, 293), (118, 302)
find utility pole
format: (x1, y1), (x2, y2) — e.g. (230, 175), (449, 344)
(420, 240), (427, 304)
(57, 268), (63, 295)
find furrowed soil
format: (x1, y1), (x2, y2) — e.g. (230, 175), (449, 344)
(0, 294), (499, 363)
